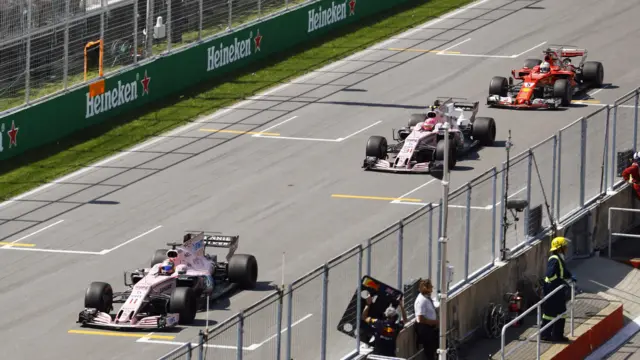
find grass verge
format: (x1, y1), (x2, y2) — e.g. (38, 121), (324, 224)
(0, 0), (474, 201)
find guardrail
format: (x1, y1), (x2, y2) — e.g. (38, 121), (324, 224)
(608, 207), (640, 257)
(155, 87), (640, 360)
(500, 281), (576, 360)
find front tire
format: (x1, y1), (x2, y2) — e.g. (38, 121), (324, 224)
(150, 249), (168, 268)
(169, 287), (197, 324)
(409, 114), (426, 128)
(84, 281), (113, 313)
(435, 139), (456, 169)
(554, 79), (572, 106)
(489, 76), (508, 97)
(366, 136), (387, 159)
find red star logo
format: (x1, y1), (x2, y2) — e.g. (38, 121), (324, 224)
(141, 71), (151, 95)
(254, 30), (262, 52)
(349, 0), (356, 15)
(7, 120), (18, 148)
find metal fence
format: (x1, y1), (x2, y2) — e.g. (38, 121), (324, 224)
(0, 0), (309, 113)
(154, 86), (640, 360)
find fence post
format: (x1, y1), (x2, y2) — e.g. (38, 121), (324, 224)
(228, 0), (233, 30)
(237, 311), (244, 360)
(145, 0), (154, 57)
(186, 342), (192, 360)
(321, 263), (329, 360)
(63, 0), (70, 89)
(100, 0), (105, 63)
(580, 117), (587, 207)
(556, 130), (563, 218)
(285, 284), (293, 360)
(634, 89), (639, 153)
(356, 245), (363, 353)
(491, 167), (497, 264)
(610, 106), (618, 192)
(436, 198), (443, 292)
(25, 0), (31, 104)
(428, 203), (434, 280)
(551, 135), (557, 221)
(133, 0), (138, 64)
(464, 183), (471, 281)
(198, 0), (203, 41)
(366, 238), (372, 276)
(198, 330), (205, 360)
(276, 287), (283, 360)
(397, 220), (404, 290)
(602, 105), (611, 195)
(525, 149), (533, 243)
(499, 163), (507, 260)
(167, 0), (172, 52)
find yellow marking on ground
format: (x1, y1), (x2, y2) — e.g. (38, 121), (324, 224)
(331, 194), (422, 202)
(199, 129), (280, 136)
(388, 48), (461, 54)
(572, 99), (601, 104)
(67, 329), (176, 340)
(0, 242), (36, 247)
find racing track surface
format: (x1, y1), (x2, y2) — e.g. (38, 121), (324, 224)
(1, 0), (640, 359)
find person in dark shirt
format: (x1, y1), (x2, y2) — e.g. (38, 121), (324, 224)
(541, 237), (576, 342)
(362, 294), (408, 357)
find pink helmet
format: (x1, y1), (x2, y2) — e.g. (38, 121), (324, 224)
(422, 118), (438, 131)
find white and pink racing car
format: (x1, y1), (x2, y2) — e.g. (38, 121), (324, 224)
(362, 98), (497, 173)
(77, 231), (258, 330)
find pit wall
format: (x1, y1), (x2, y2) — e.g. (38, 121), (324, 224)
(0, 0), (414, 161)
(394, 182), (640, 359)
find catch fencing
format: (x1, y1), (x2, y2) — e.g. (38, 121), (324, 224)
(0, 0), (307, 112)
(156, 88), (640, 360)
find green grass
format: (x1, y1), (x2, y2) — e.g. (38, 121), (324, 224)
(0, 0), (474, 201)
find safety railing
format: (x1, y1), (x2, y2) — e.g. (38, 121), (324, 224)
(608, 207), (640, 257)
(500, 281), (576, 360)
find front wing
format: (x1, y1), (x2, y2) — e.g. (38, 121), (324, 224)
(362, 157), (441, 173)
(486, 95), (562, 109)
(77, 308), (179, 330)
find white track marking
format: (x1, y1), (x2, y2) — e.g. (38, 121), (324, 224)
(438, 38), (472, 54)
(391, 179), (438, 204)
(437, 53), (514, 58)
(253, 116), (298, 135)
(489, 186), (527, 209)
(100, 225), (163, 255)
(511, 41), (548, 58)
(392, 201), (491, 210)
(255, 135), (340, 142)
(587, 84), (611, 96)
(0, 0), (492, 210)
(1, 219), (65, 248)
(0, 247), (104, 255)
(336, 121), (382, 141)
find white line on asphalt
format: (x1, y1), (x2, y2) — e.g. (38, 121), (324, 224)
(0, 0), (492, 210)
(588, 84), (611, 96)
(489, 186), (528, 209)
(254, 135), (340, 142)
(511, 41), (548, 58)
(253, 116), (298, 135)
(1, 219), (65, 248)
(390, 179), (438, 204)
(392, 201), (490, 210)
(100, 225), (163, 255)
(437, 53), (514, 59)
(336, 121), (382, 142)
(245, 313), (314, 351)
(438, 38), (471, 54)
(0, 247), (104, 255)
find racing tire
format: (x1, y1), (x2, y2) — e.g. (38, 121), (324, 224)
(409, 114), (426, 128)
(366, 136), (387, 159)
(84, 281), (113, 313)
(228, 254), (259, 289)
(150, 249), (169, 268)
(169, 287), (197, 325)
(582, 61), (604, 88)
(435, 139), (457, 170)
(472, 117), (496, 146)
(553, 79), (572, 107)
(523, 58), (542, 69)
(489, 76), (508, 97)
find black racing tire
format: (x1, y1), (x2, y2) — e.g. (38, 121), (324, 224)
(489, 76), (508, 97)
(84, 281), (113, 313)
(553, 79), (572, 106)
(169, 287), (197, 324)
(409, 114), (426, 128)
(366, 136), (387, 159)
(228, 254), (259, 289)
(582, 61), (604, 88)
(435, 139), (456, 169)
(523, 58), (542, 69)
(150, 249), (169, 268)
(472, 117), (497, 146)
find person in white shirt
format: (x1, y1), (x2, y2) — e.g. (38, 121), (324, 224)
(414, 278), (438, 360)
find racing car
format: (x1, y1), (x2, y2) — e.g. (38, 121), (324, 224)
(487, 45), (604, 109)
(362, 97), (496, 173)
(77, 231), (258, 330)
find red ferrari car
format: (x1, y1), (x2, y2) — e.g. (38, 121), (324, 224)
(486, 45), (604, 109)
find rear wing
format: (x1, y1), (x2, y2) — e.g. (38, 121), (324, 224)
(452, 101), (479, 112)
(183, 231), (239, 261)
(545, 45), (587, 58)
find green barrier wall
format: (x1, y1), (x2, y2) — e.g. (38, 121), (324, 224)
(0, 0), (412, 161)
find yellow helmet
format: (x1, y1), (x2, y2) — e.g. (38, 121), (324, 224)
(550, 237), (569, 252)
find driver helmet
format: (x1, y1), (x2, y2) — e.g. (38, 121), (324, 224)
(539, 61), (550, 73)
(160, 259), (175, 275)
(633, 152), (640, 163)
(421, 118), (438, 131)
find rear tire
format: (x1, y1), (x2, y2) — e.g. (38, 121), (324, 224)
(150, 249), (168, 268)
(169, 287), (197, 324)
(582, 61), (604, 87)
(524, 58), (542, 69)
(366, 136), (387, 159)
(553, 79), (572, 106)
(435, 139), (456, 169)
(84, 282), (113, 313)
(409, 114), (426, 128)
(472, 117), (496, 146)
(228, 254), (258, 289)
(489, 76), (508, 97)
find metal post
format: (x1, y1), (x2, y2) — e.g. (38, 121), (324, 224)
(608, 207), (612, 258)
(258, 0), (262, 18)
(536, 305), (541, 359)
(603, 105), (611, 195)
(428, 203), (434, 280)
(491, 167), (497, 263)
(25, 0), (31, 104)
(100, 0), (105, 68)
(228, 0), (232, 30)
(167, 0), (172, 52)
(145, 0), (154, 57)
(437, 122), (451, 360)
(525, 150), (533, 242)
(551, 135), (557, 220)
(133, 0), (138, 64)
(198, 330), (205, 360)
(63, 0), (70, 89)
(275, 288), (283, 360)
(499, 163), (507, 260)
(610, 107), (618, 191)
(356, 245), (363, 352)
(397, 220), (404, 290)
(634, 89), (639, 153)
(186, 343), (192, 360)
(321, 264), (328, 360)
(366, 238), (372, 276)
(580, 117), (587, 207)
(556, 131), (563, 218)
(237, 311), (243, 360)
(570, 282), (575, 337)
(464, 183), (471, 281)
(285, 284), (293, 360)
(198, 0), (203, 41)
(436, 198), (443, 292)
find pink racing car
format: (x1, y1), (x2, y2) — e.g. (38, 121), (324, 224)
(77, 231), (258, 330)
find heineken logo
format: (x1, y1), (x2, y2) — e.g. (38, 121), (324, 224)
(207, 30), (263, 72)
(308, 0), (355, 33)
(0, 120), (19, 153)
(85, 71), (151, 119)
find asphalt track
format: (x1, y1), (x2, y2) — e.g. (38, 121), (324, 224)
(1, 0), (640, 359)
